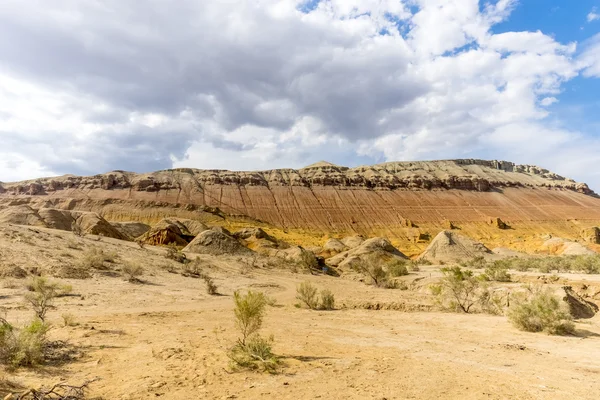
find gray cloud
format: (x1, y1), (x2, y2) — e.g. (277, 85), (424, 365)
(0, 1), (598, 189)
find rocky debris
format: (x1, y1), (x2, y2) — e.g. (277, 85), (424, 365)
(419, 231), (492, 263)
(540, 238), (595, 256)
(110, 222), (152, 240)
(488, 217), (509, 230)
(340, 235), (365, 249)
(327, 237), (408, 271)
(581, 227), (600, 244)
(183, 230), (252, 256)
(563, 286), (599, 319)
(140, 219), (197, 246)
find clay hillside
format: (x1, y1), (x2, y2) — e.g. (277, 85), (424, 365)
(1, 159), (599, 255)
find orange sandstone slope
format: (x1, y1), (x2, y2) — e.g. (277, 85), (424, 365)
(1, 159), (599, 254)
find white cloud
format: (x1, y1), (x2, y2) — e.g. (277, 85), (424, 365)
(0, 0), (598, 190)
(588, 8), (600, 22)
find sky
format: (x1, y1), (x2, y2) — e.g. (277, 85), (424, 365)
(0, 0), (599, 189)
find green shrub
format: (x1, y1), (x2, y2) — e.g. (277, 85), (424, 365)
(319, 289), (335, 310)
(229, 291), (278, 372)
(353, 257), (396, 288)
(296, 282), (319, 309)
(228, 334), (278, 372)
(233, 291), (267, 345)
(508, 289), (575, 335)
(431, 267), (483, 313)
(388, 260), (409, 277)
(0, 318), (49, 367)
(483, 263), (511, 282)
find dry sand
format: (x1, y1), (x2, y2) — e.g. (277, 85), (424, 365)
(1, 224), (600, 399)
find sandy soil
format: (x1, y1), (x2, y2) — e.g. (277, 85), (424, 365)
(1, 224), (600, 399)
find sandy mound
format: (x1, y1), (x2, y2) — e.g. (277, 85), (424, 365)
(340, 235), (365, 249)
(110, 222), (151, 240)
(327, 237), (408, 270)
(492, 247), (530, 258)
(0, 205), (127, 240)
(183, 230), (252, 256)
(0, 205), (45, 226)
(419, 231), (492, 263)
(320, 238), (349, 258)
(541, 238), (595, 256)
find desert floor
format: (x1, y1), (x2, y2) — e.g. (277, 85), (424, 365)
(1, 224), (600, 400)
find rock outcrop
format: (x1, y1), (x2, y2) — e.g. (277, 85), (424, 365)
(1, 160), (599, 244)
(183, 230), (252, 256)
(140, 218), (206, 246)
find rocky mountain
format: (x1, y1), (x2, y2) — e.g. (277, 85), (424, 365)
(1, 159), (599, 254)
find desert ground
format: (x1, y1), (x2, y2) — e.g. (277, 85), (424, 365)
(1, 224), (600, 400)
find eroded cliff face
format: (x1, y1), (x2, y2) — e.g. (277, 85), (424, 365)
(0, 160), (599, 241)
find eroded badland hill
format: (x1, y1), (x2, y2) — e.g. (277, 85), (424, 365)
(1, 159), (600, 399)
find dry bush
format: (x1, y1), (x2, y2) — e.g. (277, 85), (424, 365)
(24, 277), (71, 322)
(508, 289), (575, 335)
(319, 289), (335, 310)
(71, 221), (86, 237)
(66, 239), (83, 250)
(122, 263), (144, 283)
(228, 291), (278, 372)
(296, 281), (319, 309)
(61, 313), (77, 327)
(166, 243), (187, 264)
(201, 274), (218, 295)
(80, 247), (116, 270)
(0, 318), (49, 368)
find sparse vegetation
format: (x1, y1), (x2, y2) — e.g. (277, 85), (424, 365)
(228, 291), (278, 372)
(71, 222), (86, 237)
(352, 257), (404, 289)
(319, 289), (335, 310)
(81, 247), (117, 270)
(166, 243), (187, 264)
(122, 263), (144, 283)
(0, 317), (49, 368)
(482, 262), (512, 282)
(387, 260), (409, 277)
(61, 313), (77, 327)
(202, 273), (218, 295)
(430, 267), (489, 314)
(24, 277), (71, 322)
(296, 281), (319, 309)
(508, 289), (575, 335)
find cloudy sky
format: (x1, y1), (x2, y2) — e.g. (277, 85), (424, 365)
(1, 0), (600, 189)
